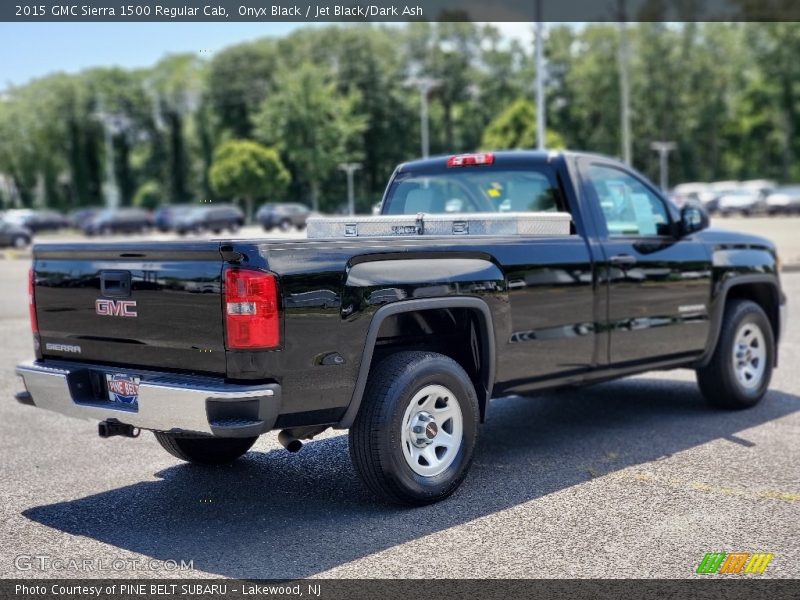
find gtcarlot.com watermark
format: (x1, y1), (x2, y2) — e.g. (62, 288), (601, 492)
(14, 554), (194, 572)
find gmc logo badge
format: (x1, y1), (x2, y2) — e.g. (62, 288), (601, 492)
(96, 299), (138, 317)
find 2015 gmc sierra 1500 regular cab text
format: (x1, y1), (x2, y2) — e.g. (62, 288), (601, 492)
(15, 151), (787, 505)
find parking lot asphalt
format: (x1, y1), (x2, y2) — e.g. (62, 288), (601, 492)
(1, 259), (798, 579)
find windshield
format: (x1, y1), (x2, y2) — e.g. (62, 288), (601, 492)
(382, 167), (564, 215)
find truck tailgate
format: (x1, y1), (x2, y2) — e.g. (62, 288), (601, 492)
(32, 242), (226, 374)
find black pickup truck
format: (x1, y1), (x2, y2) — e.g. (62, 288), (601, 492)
(16, 151), (786, 505)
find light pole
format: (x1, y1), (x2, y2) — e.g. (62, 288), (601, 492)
(406, 77), (439, 158)
(339, 162), (362, 215)
(534, 1), (546, 150)
(94, 97), (128, 210)
(650, 141), (677, 191)
(618, 0), (631, 164)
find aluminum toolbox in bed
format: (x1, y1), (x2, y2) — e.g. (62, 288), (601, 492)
(306, 212), (571, 239)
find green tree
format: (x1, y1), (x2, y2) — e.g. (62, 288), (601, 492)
(745, 22), (800, 181)
(254, 64), (365, 212)
(324, 26), (417, 203)
(404, 22), (481, 152)
(207, 39), (278, 138)
(208, 140), (290, 221)
(481, 99), (565, 151)
(148, 54), (205, 203)
(132, 180), (164, 211)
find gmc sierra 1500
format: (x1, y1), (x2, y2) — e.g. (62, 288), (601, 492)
(16, 151), (786, 505)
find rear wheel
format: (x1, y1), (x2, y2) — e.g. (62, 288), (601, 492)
(153, 432), (258, 465)
(696, 299), (774, 409)
(349, 351), (479, 506)
(13, 236), (28, 248)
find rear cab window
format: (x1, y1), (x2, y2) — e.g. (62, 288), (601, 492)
(382, 165), (567, 216)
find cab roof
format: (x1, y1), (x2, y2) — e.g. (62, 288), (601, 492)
(395, 150), (620, 174)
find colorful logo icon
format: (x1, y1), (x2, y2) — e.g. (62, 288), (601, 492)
(696, 552), (773, 574)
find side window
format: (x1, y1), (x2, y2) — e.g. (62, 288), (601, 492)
(585, 165), (671, 237)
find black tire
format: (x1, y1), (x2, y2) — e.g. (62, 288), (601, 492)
(13, 236), (29, 248)
(153, 432), (258, 465)
(696, 299), (774, 409)
(349, 351), (479, 506)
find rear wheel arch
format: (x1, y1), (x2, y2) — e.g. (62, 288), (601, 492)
(336, 297), (496, 429)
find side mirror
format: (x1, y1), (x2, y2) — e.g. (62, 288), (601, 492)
(680, 202), (709, 236)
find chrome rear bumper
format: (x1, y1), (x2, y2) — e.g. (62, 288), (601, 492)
(15, 360), (280, 437)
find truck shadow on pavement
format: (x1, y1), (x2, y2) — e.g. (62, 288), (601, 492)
(24, 377), (799, 579)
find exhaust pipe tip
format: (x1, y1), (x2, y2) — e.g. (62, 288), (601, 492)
(278, 430), (303, 453)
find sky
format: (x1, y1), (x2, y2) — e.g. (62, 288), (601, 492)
(0, 22), (310, 90)
(0, 22), (536, 91)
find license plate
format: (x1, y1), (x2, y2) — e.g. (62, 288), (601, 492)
(105, 373), (140, 406)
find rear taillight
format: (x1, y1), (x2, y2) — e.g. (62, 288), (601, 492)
(224, 268), (279, 349)
(28, 268), (37, 333)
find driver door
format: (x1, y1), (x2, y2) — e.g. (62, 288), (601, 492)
(578, 159), (713, 365)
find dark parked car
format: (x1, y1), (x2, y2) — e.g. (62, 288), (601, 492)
(0, 221), (31, 248)
(4, 209), (68, 233)
(174, 205), (244, 235)
(153, 205), (193, 232)
(257, 203), (311, 231)
(82, 208), (152, 236)
(68, 208), (101, 229)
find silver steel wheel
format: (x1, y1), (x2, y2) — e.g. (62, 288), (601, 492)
(732, 321), (767, 390)
(400, 384), (463, 477)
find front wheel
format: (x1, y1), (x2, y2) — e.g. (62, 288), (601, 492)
(349, 351), (479, 506)
(696, 299), (774, 409)
(153, 432), (258, 465)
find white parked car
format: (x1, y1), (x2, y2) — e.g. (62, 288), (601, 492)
(766, 186), (800, 215)
(717, 189), (766, 216)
